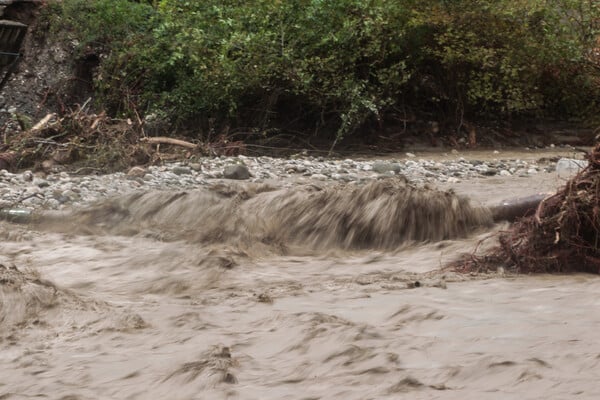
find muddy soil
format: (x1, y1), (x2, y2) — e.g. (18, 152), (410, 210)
(1, 152), (599, 399)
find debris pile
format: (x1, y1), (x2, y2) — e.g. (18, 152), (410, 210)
(459, 143), (600, 274)
(0, 106), (245, 173)
(1, 107), (152, 172)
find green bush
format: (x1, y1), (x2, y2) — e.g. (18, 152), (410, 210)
(51, 0), (600, 140)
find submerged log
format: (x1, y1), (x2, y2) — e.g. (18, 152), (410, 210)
(490, 193), (548, 223)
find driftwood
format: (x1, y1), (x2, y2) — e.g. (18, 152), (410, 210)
(30, 113), (56, 132)
(140, 136), (197, 149)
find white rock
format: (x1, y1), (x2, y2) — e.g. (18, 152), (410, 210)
(21, 171), (33, 182)
(310, 174), (328, 180)
(556, 158), (588, 178)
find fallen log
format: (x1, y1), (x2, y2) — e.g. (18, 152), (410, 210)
(490, 193), (548, 223)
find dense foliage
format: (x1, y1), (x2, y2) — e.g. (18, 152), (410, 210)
(51, 0), (600, 140)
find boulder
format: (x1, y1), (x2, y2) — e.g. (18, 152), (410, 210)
(223, 164), (250, 180)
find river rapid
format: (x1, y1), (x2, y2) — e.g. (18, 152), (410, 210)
(1, 149), (599, 400)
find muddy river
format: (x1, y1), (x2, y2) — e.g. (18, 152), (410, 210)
(1, 150), (599, 399)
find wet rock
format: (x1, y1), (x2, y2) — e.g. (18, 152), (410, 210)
(310, 173), (328, 181)
(21, 171), (33, 182)
(284, 164), (306, 173)
(372, 162), (402, 174)
(22, 196), (42, 206)
(189, 163), (202, 172)
(556, 158), (588, 178)
(127, 166), (147, 178)
(62, 189), (79, 201)
(223, 164), (250, 180)
(171, 166), (192, 176)
(480, 168), (498, 176)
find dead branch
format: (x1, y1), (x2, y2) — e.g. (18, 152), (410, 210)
(30, 113), (56, 132)
(140, 136), (198, 149)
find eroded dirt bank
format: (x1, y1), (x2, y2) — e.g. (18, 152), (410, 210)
(1, 157), (599, 400)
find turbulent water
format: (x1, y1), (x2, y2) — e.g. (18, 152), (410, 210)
(1, 159), (600, 399)
(41, 180), (492, 251)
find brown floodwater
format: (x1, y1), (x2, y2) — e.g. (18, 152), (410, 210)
(1, 150), (599, 400)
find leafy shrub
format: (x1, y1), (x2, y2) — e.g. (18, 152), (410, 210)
(51, 0), (600, 140)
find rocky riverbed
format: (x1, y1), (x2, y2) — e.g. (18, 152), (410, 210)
(0, 148), (584, 211)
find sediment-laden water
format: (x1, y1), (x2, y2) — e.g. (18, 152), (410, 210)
(1, 151), (599, 400)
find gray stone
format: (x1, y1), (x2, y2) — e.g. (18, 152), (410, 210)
(480, 168), (498, 176)
(372, 162), (402, 174)
(62, 189), (79, 200)
(127, 166), (147, 178)
(23, 196), (42, 206)
(189, 163), (202, 172)
(223, 164), (250, 180)
(21, 171), (33, 182)
(310, 173), (328, 181)
(556, 158), (588, 178)
(33, 177), (49, 188)
(171, 166), (192, 175)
